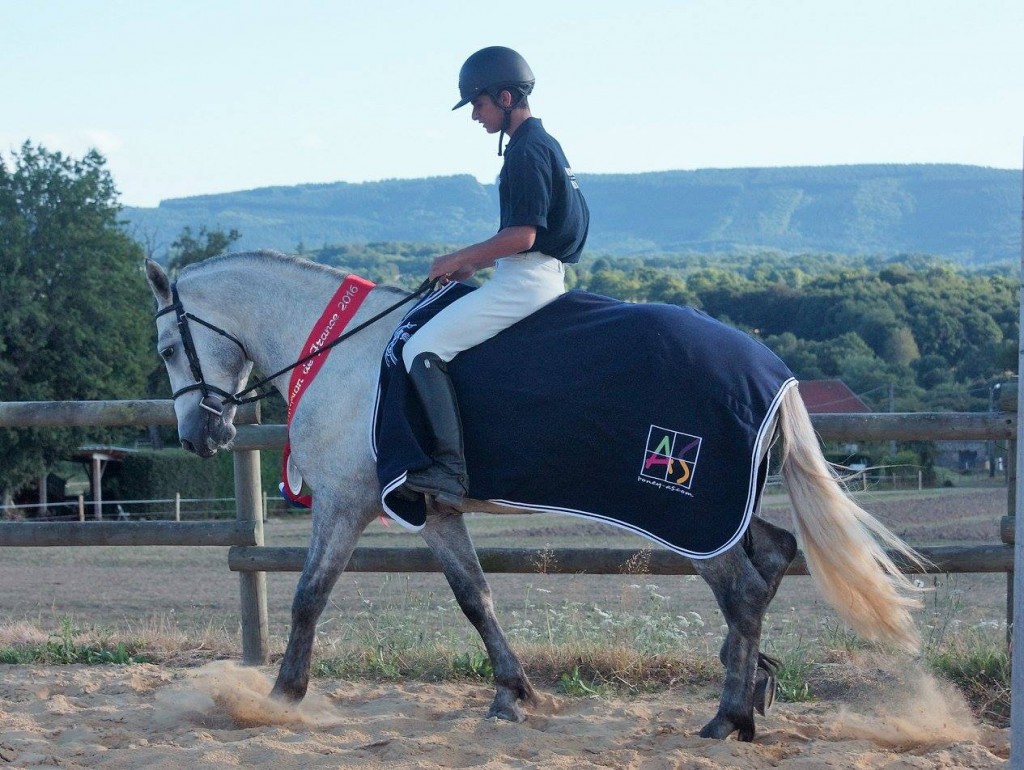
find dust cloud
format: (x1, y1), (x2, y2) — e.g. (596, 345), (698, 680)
(830, 657), (980, 749)
(155, 660), (344, 728)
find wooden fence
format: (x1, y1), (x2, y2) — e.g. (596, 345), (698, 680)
(0, 396), (1018, 667)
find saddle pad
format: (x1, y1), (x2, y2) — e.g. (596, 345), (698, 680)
(372, 284), (796, 559)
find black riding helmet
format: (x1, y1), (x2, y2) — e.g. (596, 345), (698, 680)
(453, 46), (535, 156)
(452, 46), (535, 110)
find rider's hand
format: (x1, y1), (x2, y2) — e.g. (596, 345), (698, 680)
(428, 253), (461, 280)
(446, 266), (476, 283)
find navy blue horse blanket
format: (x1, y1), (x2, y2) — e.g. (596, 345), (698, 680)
(372, 283), (796, 559)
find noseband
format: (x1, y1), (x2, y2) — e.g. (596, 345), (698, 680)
(155, 284), (247, 417)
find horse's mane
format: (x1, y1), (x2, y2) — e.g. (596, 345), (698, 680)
(179, 249), (409, 296)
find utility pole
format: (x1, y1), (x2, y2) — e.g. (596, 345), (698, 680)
(888, 382), (896, 456)
(1010, 141), (1023, 770)
(990, 384), (997, 478)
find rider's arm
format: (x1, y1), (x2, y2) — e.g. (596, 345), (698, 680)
(428, 225), (537, 281)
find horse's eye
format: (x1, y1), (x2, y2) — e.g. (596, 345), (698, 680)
(160, 346), (175, 360)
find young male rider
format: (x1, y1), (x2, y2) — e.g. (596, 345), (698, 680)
(400, 46), (590, 513)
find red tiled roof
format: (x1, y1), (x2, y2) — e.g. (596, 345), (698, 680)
(797, 379), (872, 413)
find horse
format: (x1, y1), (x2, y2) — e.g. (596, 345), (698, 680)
(145, 250), (923, 741)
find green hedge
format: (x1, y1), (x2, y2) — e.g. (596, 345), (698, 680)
(105, 449), (285, 502)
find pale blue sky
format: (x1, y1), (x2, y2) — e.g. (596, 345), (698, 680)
(3, 0), (1021, 207)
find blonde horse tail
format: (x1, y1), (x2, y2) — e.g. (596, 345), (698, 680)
(778, 385), (924, 653)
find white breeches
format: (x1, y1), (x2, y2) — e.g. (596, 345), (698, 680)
(402, 252), (566, 371)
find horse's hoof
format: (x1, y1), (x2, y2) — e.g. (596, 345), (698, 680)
(270, 681), (306, 703)
(754, 654), (780, 716)
(487, 701), (527, 722)
(699, 714), (755, 741)
(758, 652), (782, 676)
(753, 672), (776, 716)
(487, 690), (528, 722)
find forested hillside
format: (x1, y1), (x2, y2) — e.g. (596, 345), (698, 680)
(568, 254), (1016, 412)
(124, 164), (1020, 264)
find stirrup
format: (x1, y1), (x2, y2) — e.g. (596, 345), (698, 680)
(424, 492), (466, 516)
(401, 482), (466, 515)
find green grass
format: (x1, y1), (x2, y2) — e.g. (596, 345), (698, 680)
(0, 616), (152, 665)
(928, 628), (1011, 725)
(768, 639), (817, 703)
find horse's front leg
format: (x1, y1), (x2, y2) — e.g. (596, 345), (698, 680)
(272, 505), (374, 701)
(419, 510), (538, 721)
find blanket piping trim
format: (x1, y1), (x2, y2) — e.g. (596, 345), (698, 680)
(376, 376), (798, 560)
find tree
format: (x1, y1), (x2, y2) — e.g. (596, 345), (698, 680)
(0, 142), (153, 501)
(166, 225), (242, 276)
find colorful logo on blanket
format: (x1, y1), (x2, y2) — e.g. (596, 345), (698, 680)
(640, 426), (702, 490)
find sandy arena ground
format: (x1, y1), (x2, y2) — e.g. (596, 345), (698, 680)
(0, 661), (1008, 769)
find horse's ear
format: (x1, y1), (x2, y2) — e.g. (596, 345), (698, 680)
(145, 259), (172, 307)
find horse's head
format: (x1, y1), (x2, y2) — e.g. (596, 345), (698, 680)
(145, 259), (254, 457)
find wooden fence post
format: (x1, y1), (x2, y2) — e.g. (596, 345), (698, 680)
(234, 448), (269, 665)
(999, 382), (1016, 640)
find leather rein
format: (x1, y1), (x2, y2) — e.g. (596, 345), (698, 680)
(155, 278), (435, 416)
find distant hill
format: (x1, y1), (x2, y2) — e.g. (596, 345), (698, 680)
(123, 164), (1021, 264)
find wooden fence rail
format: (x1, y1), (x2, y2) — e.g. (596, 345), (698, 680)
(227, 544), (1015, 576)
(0, 400), (259, 427)
(0, 521), (258, 547)
(0, 397), (1019, 667)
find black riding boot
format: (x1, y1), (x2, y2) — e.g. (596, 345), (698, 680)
(404, 353), (469, 512)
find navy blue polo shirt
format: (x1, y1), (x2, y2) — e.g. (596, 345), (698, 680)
(499, 118), (589, 264)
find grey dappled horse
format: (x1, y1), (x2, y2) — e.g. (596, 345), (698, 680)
(146, 251), (922, 741)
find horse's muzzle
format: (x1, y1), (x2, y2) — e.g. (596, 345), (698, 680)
(180, 437), (217, 458)
(179, 403), (237, 458)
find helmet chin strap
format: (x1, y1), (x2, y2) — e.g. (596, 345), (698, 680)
(498, 107), (512, 156)
(496, 89), (524, 157)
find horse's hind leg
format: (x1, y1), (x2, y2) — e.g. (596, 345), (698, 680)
(419, 510), (538, 721)
(743, 517), (797, 713)
(693, 545), (771, 741)
(696, 517), (797, 740)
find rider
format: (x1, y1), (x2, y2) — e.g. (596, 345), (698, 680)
(401, 45), (590, 513)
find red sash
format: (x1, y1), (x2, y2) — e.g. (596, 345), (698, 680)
(281, 276), (375, 507)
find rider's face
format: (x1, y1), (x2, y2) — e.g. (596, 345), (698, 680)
(470, 93), (508, 134)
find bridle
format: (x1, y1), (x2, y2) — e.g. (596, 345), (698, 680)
(155, 277), (436, 417)
(155, 284), (249, 416)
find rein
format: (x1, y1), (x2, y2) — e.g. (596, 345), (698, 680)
(156, 277), (436, 414)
